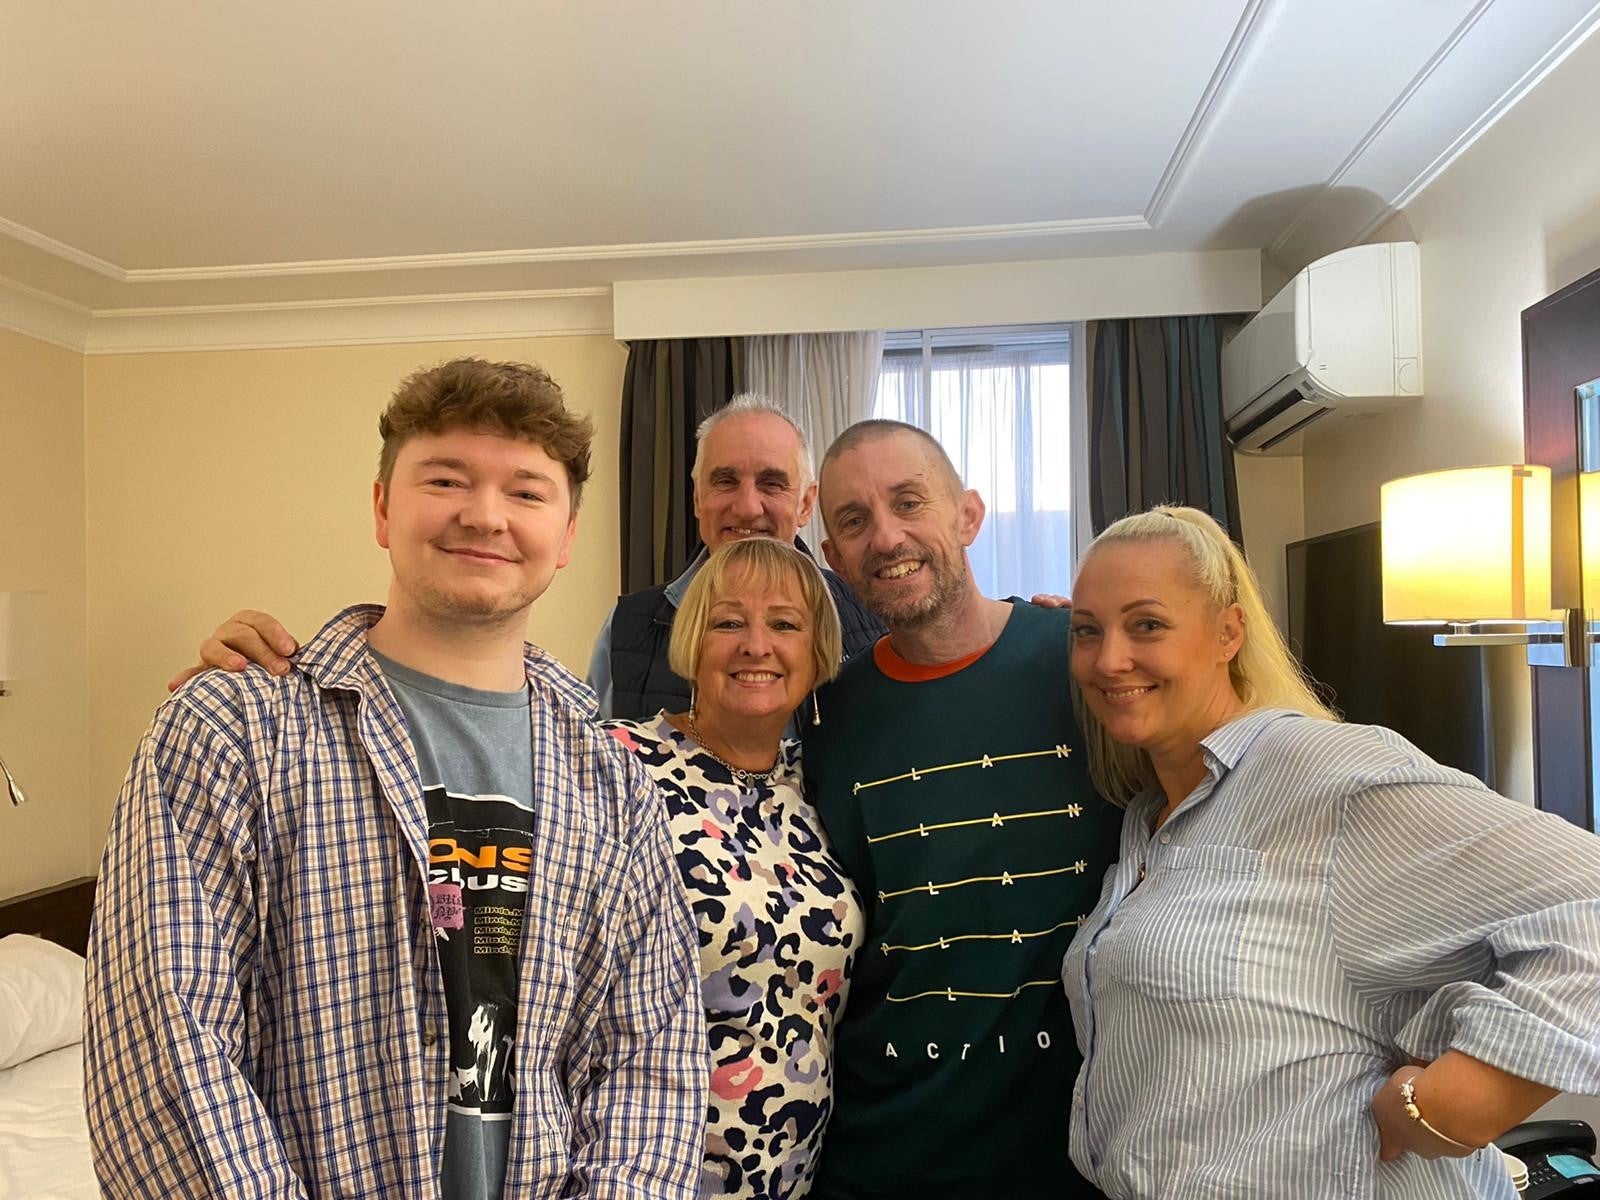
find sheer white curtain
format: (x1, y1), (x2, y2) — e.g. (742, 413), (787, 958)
(875, 331), (1074, 598)
(744, 331), (886, 551)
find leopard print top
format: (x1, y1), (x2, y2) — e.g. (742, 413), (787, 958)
(604, 712), (864, 1199)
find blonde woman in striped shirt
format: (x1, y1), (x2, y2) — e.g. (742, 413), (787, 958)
(1062, 504), (1600, 1199)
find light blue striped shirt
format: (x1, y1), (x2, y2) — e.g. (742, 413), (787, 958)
(1063, 707), (1600, 1199)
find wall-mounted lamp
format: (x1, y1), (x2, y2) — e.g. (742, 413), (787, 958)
(0, 590), (45, 806)
(1380, 464), (1586, 668)
(1583, 469), (1600, 601)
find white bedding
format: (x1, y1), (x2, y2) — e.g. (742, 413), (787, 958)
(0, 1042), (98, 1200)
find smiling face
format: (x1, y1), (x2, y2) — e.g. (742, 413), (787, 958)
(1069, 538), (1245, 764)
(693, 569), (818, 727)
(693, 411), (817, 549)
(819, 429), (983, 629)
(375, 428), (578, 631)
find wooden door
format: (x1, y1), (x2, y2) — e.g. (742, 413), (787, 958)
(1523, 266), (1600, 830)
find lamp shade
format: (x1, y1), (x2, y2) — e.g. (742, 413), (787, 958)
(1582, 471), (1600, 601)
(0, 591), (46, 681)
(1380, 465), (1552, 623)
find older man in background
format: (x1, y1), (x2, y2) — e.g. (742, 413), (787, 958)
(585, 392), (882, 719)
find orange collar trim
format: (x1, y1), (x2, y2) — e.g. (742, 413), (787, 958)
(872, 635), (994, 682)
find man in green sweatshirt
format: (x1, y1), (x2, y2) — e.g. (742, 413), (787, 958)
(805, 419), (1119, 1199)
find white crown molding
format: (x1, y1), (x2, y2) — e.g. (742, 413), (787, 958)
(1144, 0), (1278, 227)
(1341, 4), (1600, 250)
(1267, 0), (1497, 260)
(0, 214), (1151, 290)
(0, 274), (91, 351)
(119, 216), (1152, 281)
(1385, 0), (1600, 214)
(0, 216), (126, 281)
(93, 285), (609, 318)
(82, 288), (613, 355)
(1269, 0), (1600, 263)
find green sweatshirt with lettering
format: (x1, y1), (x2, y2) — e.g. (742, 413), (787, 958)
(805, 601), (1119, 1200)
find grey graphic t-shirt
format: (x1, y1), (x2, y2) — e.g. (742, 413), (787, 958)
(373, 650), (534, 1200)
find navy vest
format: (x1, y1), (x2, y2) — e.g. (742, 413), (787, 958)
(608, 547), (885, 721)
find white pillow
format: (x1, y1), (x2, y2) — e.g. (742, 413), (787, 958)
(0, 934), (85, 1070)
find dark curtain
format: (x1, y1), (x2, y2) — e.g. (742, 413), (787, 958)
(1086, 316), (1242, 543)
(619, 338), (744, 592)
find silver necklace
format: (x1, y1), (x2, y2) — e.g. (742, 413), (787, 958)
(685, 712), (778, 785)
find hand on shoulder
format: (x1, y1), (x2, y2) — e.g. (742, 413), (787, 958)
(167, 609), (300, 692)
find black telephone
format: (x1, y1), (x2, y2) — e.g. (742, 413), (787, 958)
(1499, 1121), (1600, 1197)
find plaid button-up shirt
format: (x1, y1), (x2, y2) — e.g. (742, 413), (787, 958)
(86, 605), (706, 1200)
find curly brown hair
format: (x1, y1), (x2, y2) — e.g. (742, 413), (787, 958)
(377, 358), (594, 508)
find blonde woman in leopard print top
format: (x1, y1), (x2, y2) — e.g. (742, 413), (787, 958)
(604, 537), (864, 1200)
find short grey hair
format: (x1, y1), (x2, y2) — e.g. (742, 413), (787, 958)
(693, 392), (814, 485)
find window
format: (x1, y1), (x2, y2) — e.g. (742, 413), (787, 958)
(874, 325), (1078, 598)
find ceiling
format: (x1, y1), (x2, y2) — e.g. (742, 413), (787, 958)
(3, 0), (1598, 317)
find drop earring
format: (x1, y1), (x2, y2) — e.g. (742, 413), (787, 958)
(811, 692), (822, 727)
(690, 684), (698, 722)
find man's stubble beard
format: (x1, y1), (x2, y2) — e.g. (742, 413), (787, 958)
(856, 544), (970, 632)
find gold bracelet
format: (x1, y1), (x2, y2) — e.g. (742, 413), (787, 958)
(1398, 1074), (1480, 1153)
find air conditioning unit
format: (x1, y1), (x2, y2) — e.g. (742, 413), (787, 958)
(1223, 242), (1422, 455)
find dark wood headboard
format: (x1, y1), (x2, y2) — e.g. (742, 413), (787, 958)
(0, 877), (97, 957)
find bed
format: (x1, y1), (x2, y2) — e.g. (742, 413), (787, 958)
(0, 877), (99, 1200)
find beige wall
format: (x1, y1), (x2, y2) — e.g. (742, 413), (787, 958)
(0, 328), (90, 898)
(1298, 27), (1600, 810)
(1234, 453), (1304, 632)
(82, 335), (627, 858)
